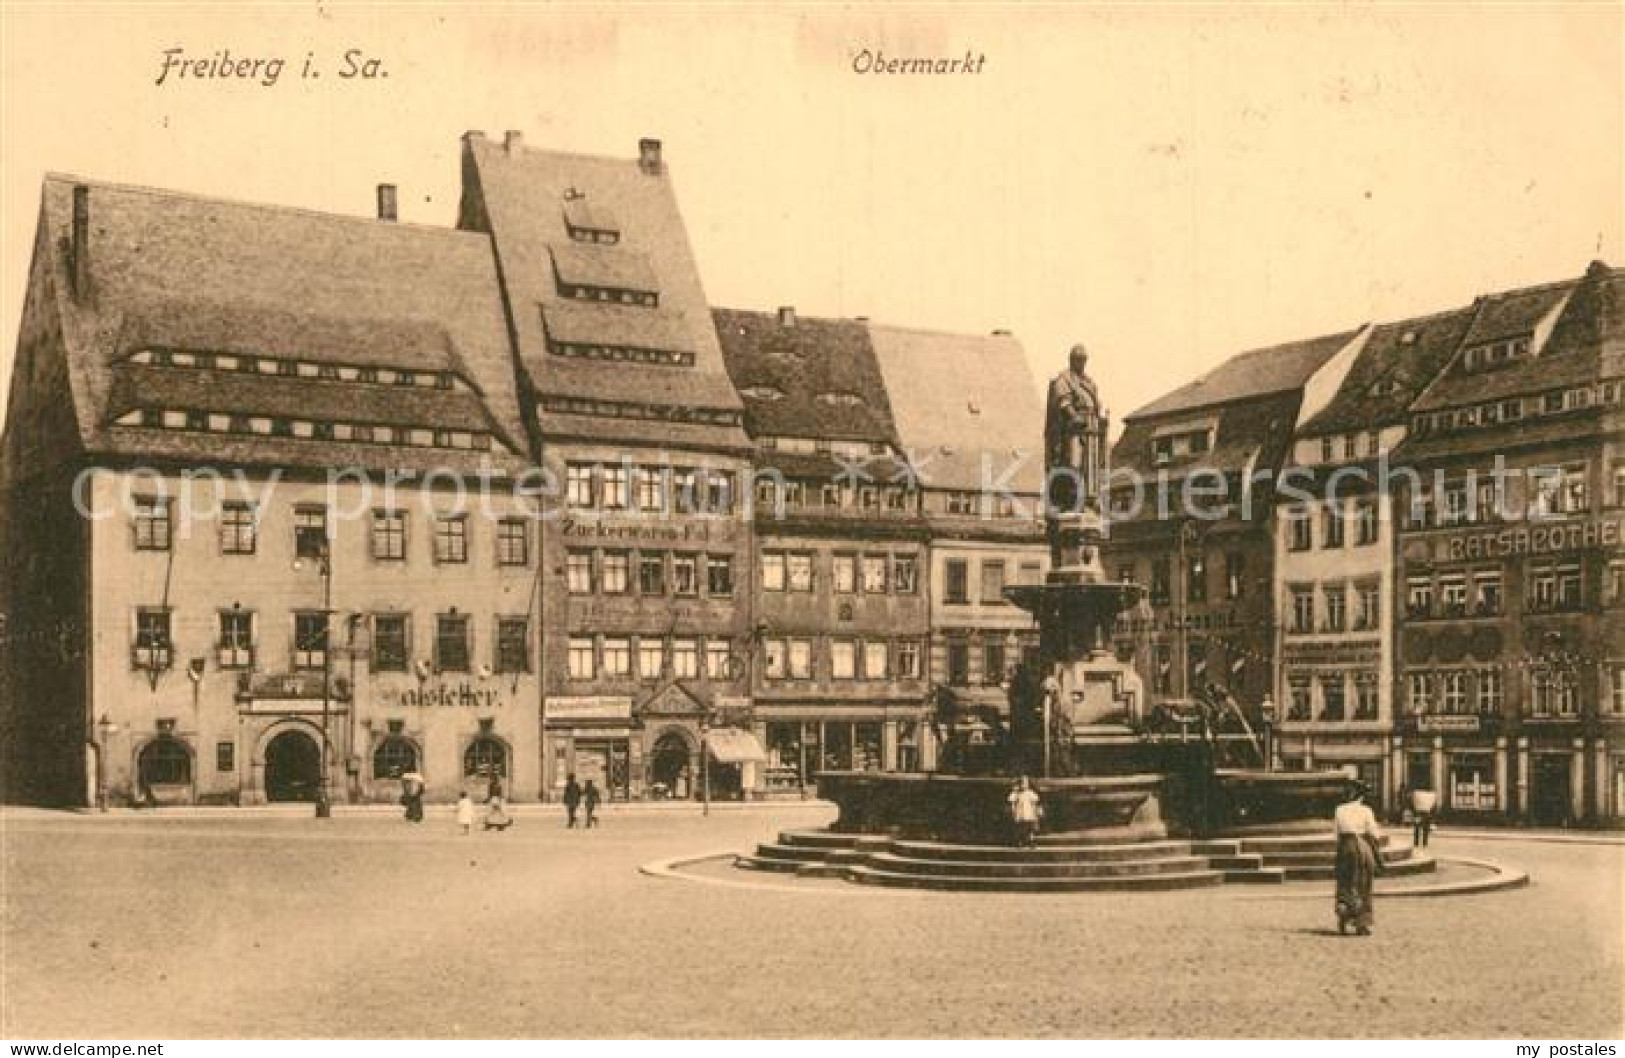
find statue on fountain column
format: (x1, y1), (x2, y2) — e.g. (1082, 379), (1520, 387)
(1044, 344), (1108, 517)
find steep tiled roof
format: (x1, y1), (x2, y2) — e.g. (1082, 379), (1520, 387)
(1127, 330), (1359, 421)
(37, 174), (528, 471)
(547, 243), (659, 295)
(460, 134), (749, 453)
(1112, 389), (1303, 481)
(1299, 307), (1476, 433)
(712, 308), (898, 444)
(866, 325), (1044, 495)
(1411, 267), (1614, 412)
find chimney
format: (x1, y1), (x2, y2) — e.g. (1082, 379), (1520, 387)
(463, 129), (487, 142)
(778, 306), (796, 328)
(70, 184), (90, 299)
(638, 137), (663, 175)
(376, 184), (398, 222)
(504, 130), (523, 155)
(1586, 258), (1611, 280)
(991, 328), (1012, 336)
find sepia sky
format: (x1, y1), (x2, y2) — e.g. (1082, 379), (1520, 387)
(2, 4), (1621, 431)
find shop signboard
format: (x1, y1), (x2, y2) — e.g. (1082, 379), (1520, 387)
(546, 696), (634, 725)
(1416, 714), (1480, 733)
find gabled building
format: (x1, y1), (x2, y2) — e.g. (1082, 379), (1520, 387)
(1108, 330), (1364, 732)
(0, 176), (541, 807)
(1391, 261), (1625, 824)
(457, 132), (759, 802)
(867, 326), (1048, 710)
(1272, 308), (1473, 808)
(714, 306), (932, 790)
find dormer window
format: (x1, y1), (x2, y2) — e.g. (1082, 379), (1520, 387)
(563, 195), (621, 244)
(741, 385), (785, 402)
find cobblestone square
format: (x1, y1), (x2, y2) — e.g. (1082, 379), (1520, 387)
(2, 805), (1620, 1039)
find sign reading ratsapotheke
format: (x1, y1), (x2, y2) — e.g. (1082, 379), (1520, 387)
(1442, 516), (1623, 562)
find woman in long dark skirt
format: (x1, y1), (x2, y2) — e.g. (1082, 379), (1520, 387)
(1333, 780), (1383, 936)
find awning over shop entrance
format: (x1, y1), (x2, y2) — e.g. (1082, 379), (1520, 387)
(706, 727), (767, 763)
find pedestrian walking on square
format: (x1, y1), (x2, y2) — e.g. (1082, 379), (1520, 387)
(455, 790), (474, 836)
(400, 770), (426, 824)
(563, 773), (582, 828)
(486, 772), (504, 805)
(483, 776), (512, 832)
(583, 778), (602, 828)
(1409, 784), (1436, 848)
(1333, 781), (1383, 936)
(1008, 776), (1042, 847)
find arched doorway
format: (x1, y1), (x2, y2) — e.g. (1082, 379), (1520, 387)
(649, 730), (693, 799)
(265, 729), (322, 802)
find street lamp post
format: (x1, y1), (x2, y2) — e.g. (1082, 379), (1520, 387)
(94, 713), (116, 811)
(700, 715), (710, 818)
(295, 544), (334, 819)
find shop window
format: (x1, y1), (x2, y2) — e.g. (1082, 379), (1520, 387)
(496, 519), (530, 567)
(706, 554), (733, 597)
(496, 617), (530, 674)
(371, 510), (406, 561)
(833, 554), (857, 594)
(761, 553), (786, 592)
(639, 553), (665, 595)
(372, 614), (409, 672)
(216, 610), (254, 669)
(220, 502), (257, 555)
(1449, 759), (1496, 811)
(897, 640), (922, 679)
(981, 561), (1007, 604)
(294, 611), (329, 670)
(638, 640), (665, 680)
(601, 552), (629, 594)
(138, 737), (191, 787)
(133, 608), (173, 671)
(294, 506), (329, 559)
(463, 737), (508, 780)
(133, 496), (173, 552)
(372, 736), (419, 779)
(435, 613), (470, 672)
(433, 516), (468, 564)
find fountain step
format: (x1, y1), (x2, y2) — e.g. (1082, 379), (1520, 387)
(734, 854), (806, 873)
(863, 851), (1214, 879)
(846, 865), (1227, 893)
(1204, 854), (1266, 870)
(1222, 868), (1289, 884)
(1188, 841), (1246, 856)
(776, 830), (876, 850)
(1237, 834), (1396, 854)
(749, 843), (836, 863)
(886, 838), (1197, 863)
(794, 863), (852, 879)
(1281, 855), (1437, 882)
(1256, 849), (1417, 869)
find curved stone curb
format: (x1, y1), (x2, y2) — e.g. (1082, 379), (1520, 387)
(1373, 856), (1529, 898)
(638, 851), (901, 896)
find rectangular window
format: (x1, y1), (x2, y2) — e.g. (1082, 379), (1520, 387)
(672, 469), (699, 514)
(435, 614), (471, 672)
(1613, 462), (1625, 508)
(1319, 675), (1345, 721)
(293, 611), (329, 671)
(639, 553), (665, 596)
(1610, 560), (1625, 604)
(761, 553), (786, 592)
(217, 610), (254, 669)
(763, 639), (787, 680)
(1441, 671), (1468, 713)
(600, 464), (629, 510)
(1440, 483), (1469, 527)
(1561, 465), (1589, 514)
(294, 506), (329, 559)
(638, 639), (665, 680)
(947, 640), (970, 686)
(1477, 669), (1503, 714)
(833, 554), (857, 594)
(566, 550), (594, 594)
(945, 560), (970, 604)
(496, 519), (529, 566)
(706, 471), (735, 514)
(566, 464), (595, 508)
(1609, 666), (1625, 715)
(672, 554), (699, 597)
(220, 503), (257, 555)
(1287, 509), (1312, 551)
(601, 637), (631, 678)
(132, 496), (173, 552)
(635, 466), (665, 512)
(1224, 553), (1244, 599)
(568, 637), (596, 680)
(371, 510), (406, 561)
(1354, 500), (1378, 545)
(601, 552), (629, 594)
(1474, 571), (1503, 616)
(433, 516), (468, 564)
(893, 554), (919, 594)
(896, 640), (922, 679)
(788, 639), (813, 680)
(1407, 578), (1433, 620)
(831, 640), (857, 680)
(1288, 678), (1312, 721)
(1154, 645), (1172, 695)
(705, 640), (731, 681)
(1407, 672), (1432, 714)
(373, 614), (409, 672)
(1475, 479), (1501, 523)
(980, 561), (1007, 604)
(706, 554), (733, 597)
(983, 642), (1007, 686)
(787, 553), (814, 593)
(1353, 674), (1379, 720)
(217, 742), (235, 772)
(1186, 554), (1207, 603)
(1322, 505), (1345, 548)
(1556, 561), (1582, 609)
(671, 638), (699, 679)
(863, 641), (889, 681)
(1151, 558), (1171, 605)
(496, 617), (530, 674)
(1356, 583), (1381, 630)
(1118, 564), (1137, 585)
(1323, 586), (1346, 633)
(1291, 587), (1314, 635)
(861, 555), (888, 595)
(1440, 577), (1468, 618)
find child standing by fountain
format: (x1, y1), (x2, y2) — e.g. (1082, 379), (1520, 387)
(1008, 777), (1042, 847)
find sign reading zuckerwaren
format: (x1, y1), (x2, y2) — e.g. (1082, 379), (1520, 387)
(1443, 517), (1623, 562)
(382, 684), (502, 709)
(559, 517), (714, 543)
